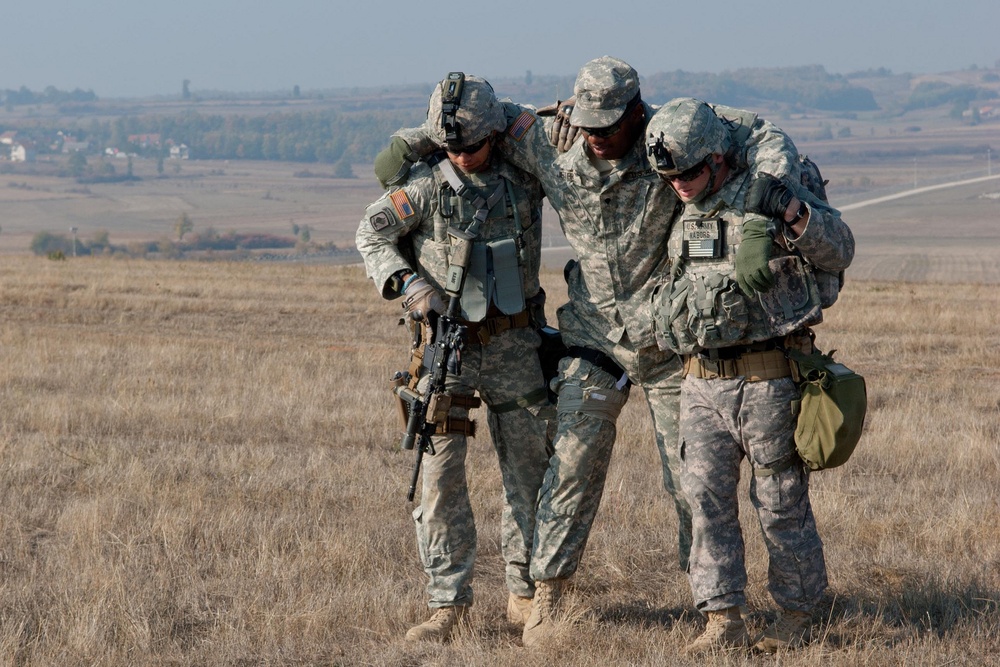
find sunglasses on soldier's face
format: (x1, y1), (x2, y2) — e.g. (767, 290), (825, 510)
(447, 136), (490, 155)
(668, 159), (710, 182)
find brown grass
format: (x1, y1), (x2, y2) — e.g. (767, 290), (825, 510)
(1, 257), (998, 666)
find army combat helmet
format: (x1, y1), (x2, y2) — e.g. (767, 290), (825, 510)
(427, 73), (506, 151)
(646, 97), (731, 200)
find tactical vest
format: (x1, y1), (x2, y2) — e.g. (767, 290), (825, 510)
(426, 155), (542, 322)
(652, 176), (824, 356)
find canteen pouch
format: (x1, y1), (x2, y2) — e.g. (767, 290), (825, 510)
(788, 347), (867, 470)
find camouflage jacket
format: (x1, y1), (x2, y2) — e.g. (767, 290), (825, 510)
(395, 101), (799, 350)
(654, 169), (855, 355)
(355, 153), (544, 323)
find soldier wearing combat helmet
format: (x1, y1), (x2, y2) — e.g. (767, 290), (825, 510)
(375, 56), (809, 649)
(646, 98), (854, 654)
(356, 73), (550, 642)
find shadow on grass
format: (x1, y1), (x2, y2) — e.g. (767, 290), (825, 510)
(802, 576), (1000, 650)
(592, 602), (693, 632)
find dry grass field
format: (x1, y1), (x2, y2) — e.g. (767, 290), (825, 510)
(1, 256), (998, 666)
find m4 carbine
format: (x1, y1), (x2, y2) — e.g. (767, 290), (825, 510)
(391, 217), (482, 502)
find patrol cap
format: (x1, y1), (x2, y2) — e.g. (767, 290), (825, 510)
(569, 56), (641, 129)
(645, 97), (731, 176)
(427, 73), (506, 150)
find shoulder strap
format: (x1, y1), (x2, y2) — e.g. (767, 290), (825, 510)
(431, 152), (507, 226)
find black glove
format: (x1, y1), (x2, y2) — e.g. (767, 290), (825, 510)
(374, 137), (416, 189)
(735, 218), (775, 295)
(746, 174), (794, 221)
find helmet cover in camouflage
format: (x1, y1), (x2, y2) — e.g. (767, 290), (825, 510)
(569, 56), (640, 129)
(645, 97), (732, 176)
(427, 74), (506, 150)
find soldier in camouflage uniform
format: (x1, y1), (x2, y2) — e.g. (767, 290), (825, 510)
(356, 74), (550, 642)
(645, 98), (854, 654)
(377, 56), (805, 648)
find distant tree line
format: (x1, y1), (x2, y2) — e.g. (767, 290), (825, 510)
(4, 67), (997, 169)
(2, 85), (98, 108)
(641, 66), (879, 111)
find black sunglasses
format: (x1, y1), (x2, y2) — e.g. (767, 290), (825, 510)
(447, 136), (490, 155)
(668, 159), (710, 182)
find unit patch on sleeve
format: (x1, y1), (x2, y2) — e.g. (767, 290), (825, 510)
(390, 190), (416, 219)
(370, 209), (393, 232)
(508, 111), (537, 142)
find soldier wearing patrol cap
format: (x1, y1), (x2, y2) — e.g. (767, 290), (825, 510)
(356, 73), (550, 643)
(376, 56), (807, 649)
(646, 97), (854, 655)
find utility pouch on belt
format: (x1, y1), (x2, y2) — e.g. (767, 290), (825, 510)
(787, 347), (867, 471)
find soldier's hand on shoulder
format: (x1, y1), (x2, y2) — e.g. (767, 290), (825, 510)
(538, 96), (579, 153)
(735, 218), (775, 295)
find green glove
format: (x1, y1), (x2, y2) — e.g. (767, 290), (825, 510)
(373, 137), (416, 189)
(735, 218), (775, 295)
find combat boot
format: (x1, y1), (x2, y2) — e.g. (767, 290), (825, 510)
(754, 609), (812, 653)
(521, 578), (564, 648)
(506, 593), (532, 626)
(404, 606), (467, 642)
(684, 606), (749, 655)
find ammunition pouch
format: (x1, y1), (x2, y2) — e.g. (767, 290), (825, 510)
(653, 271), (748, 355)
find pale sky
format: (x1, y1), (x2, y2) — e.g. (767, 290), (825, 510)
(6, 0), (1000, 98)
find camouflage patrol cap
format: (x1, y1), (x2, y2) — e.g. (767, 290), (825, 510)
(645, 97), (731, 175)
(427, 74), (506, 150)
(569, 56), (640, 128)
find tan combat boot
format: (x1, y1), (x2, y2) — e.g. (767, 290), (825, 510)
(521, 578), (564, 648)
(506, 593), (532, 626)
(754, 609), (812, 653)
(404, 606), (467, 642)
(684, 606), (750, 655)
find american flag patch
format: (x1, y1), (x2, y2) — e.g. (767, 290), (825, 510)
(508, 111), (536, 142)
(390, 190), (415, 219)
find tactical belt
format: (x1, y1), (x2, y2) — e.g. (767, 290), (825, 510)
(463, 310), (531, 346)
(566, 345), (631, 390)
(683, 349), (791, 382)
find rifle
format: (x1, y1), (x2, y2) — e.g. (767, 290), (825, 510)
(391, 217), (481, 502)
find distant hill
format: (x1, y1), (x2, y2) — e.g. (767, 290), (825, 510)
(2, 65), (997, 168)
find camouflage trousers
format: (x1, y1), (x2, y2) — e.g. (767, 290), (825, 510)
(413, 326), (549, 608)
(530, 308), (692, 582)
(680, 374), (828, 613)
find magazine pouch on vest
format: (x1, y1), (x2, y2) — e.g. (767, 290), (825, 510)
(788, 347), (867, 471)
(757, 255), (823, 338)
(689, 272), (749, 350)
(461, 239), (525, 322)
(652, 271), (748, 355)
(487, 238), (526, 315)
